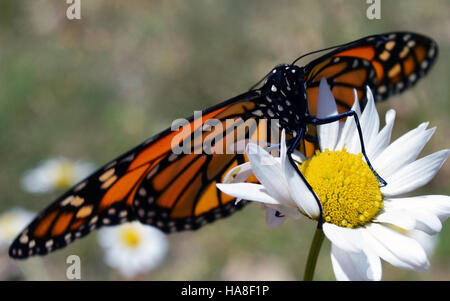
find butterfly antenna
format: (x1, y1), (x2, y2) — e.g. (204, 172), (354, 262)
(249, 37), (361, 90)
(291, 39), (359, 65)
(247, 69), (273, 91)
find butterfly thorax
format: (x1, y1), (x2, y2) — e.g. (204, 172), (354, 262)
(261, 64), (309, 134)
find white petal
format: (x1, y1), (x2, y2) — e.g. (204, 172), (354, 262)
(264, 203), (303, 219)
(364, 224), (429, 271)
(21, 166), (54, 193)
(331, 244), (381, 281)
(266, 207), (286, 228)
(283, 157), (320, 218)
(222, 162), (253, 183)
(384, 195), (450, 222)
(291, 149), (307, 163)
(381, 205), (442, 235)
(0, 208), (35, 248)
(335, 93), (361, 152)
(359, 87), (379, 147)
(317, 78), (339, 152)
(367, 109), (396, 159)
(409, 210), (442, 235)
(216, 183), (281, 205)
(381, 149), (450, 196)
(323, 223), (363, 253)
(278, 129), (320, 218)
(246, 143), (292, 204)
(286, 176), (320, 218)
(375, 210), (416, 231)
(280, 130), (288, 178)
(408, 230), (438, 257)
(338, 120), (345, 142)
(362, 228), (412, 270)
(373, 123), (434, 178)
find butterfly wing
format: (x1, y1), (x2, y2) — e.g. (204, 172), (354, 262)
(303, 32), (438, 114)
(9, 90), (274, 258)
(131, 98), (279, 232)
(9, 145), (149, 258)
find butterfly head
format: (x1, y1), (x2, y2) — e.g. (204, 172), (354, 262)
(267, 64), (305, 87)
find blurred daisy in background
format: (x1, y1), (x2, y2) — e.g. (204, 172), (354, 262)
(0, 208), (35, 250)
(21, 157), (95, 193)
(0, 208), (35, 280)
(98, 222), (168, 278)
(217, 78), (450, 281)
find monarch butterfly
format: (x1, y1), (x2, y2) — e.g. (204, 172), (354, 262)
(10, 31), (438, 259)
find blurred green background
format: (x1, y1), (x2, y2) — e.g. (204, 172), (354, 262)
(0, 0), (449, 280)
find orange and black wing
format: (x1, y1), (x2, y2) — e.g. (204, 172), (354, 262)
(131, 97), (280, 233)
(303, 32), (438, 115)
(9, 91), (275, 259)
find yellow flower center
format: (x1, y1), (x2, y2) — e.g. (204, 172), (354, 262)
(119, 226), (142, 248)
(54, 162), (76, 189)
(299, 148), (383, 228)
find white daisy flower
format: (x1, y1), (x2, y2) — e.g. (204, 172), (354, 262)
(0, 208), (35, 249)
(217, 78), (450, 281)
(98, 222), (168, 278)
(21, 157), (95, 193)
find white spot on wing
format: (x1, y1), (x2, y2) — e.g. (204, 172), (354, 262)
(19, 235), (29, 244)
(421, 60), (428, 69)
(168, 153), (178, 162)
(253, 110), (263, 117)
(428, 46), (436, 58)
(45, 240), (53, 248)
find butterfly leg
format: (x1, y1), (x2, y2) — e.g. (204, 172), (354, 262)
(308, 111), (387, 187)
(286, 126), (324, 229)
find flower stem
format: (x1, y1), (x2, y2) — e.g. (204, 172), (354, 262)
(303, 228), (325, 281)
